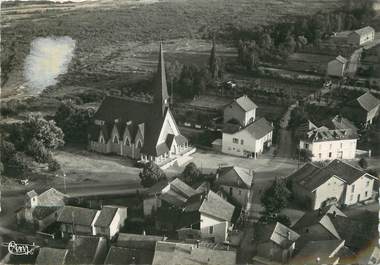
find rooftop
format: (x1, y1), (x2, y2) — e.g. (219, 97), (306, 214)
(94, 206), (118, 228)
(356, 92), (380, 112)
(224, 117), (273, 139)
(255, 222), (300, 249)
(57, 206), (99, 226)
(35, 247), (68, 265)
(152, 241), (237, 265)
(199, 190), (235, 222)
(217, 166), (254, 188)
(352, 26), (375, 37)
(233, 95), (257, 112)
(65, 236), (107, 264)
(294, 239), (344, 264)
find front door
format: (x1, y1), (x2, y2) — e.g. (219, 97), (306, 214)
(357, 194), (360, 202)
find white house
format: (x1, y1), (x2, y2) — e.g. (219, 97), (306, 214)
(224, 95), (257, 127)
(94, 205), (127, 239)
(299, 125), (358, 161)
(289, 159), (376, 210)
(327, 55), (347, 77)
(216, 166), (254, 207)
(347, 26), (375, 46)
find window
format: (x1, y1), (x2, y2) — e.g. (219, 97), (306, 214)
(350, 194), (354, 201)
(113, 135), (119, 144)
(99, 135), (105, 144)
(365, 191), (368, 197)
(340, 143), (343, 149)
(318, 153), (322, 159)
(209, 226), (214, 234)
(124, 137), (130, 146)
(137, 140), (142, 149)
(351, 185), (355, 193)
(329, 152), (332, 158)
(305, 143), (309, 149)
(366, 181), (370, 187)
(240, 139), (244, 145)
(233, 138), (239, 144)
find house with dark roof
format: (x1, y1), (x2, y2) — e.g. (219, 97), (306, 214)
(289, 160), (376, 210)
(143, 178), (235, 243)
(344, 92), (380, 127)
(253, 222), (300, 264)
(94, 205), (127, 239)
(16, 188), (68, 231)
(151, 241), (237, 265)
(35, 247), (68, 265)
(348, 26), (375, 46)
(327, 55), (348, 77)
(65, 235), (108, 264)
(105, 233), (166, 265)
(88, 44), (192, 168)
(215, 166), (254, 206)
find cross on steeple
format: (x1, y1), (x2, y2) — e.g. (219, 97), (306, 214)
(153, 42), (169, 117)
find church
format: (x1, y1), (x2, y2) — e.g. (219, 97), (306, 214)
(88, 44), (192, 168)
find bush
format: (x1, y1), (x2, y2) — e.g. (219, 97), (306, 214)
(27, 138), (52, 163)
(48, 158), (61, 172)
(182, 162), (202, 185)
(261, 178), (291, 213)
(258, 213), (291, 227)
(5, 152), (29, 176)
(358, 158), (368, 169)
(139, 162), (167, 188)
(1, 140), (16, 162)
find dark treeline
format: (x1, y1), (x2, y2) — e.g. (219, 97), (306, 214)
(233, 0), (375, 66)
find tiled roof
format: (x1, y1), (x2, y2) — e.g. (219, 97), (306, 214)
(152, 241), (237, 265)
(94, 206), (118, 227)
(116, 233), (165, 249)
(216, 166), (253, 188)
(37, 188), (67, 207)
(295, 239), (344, 264)
(323, 115), (358, 131)
(169, 178), (198, 199)
(304, 126), (357, 142)
(223, 117), (273, 139)
(32, 206), (61, 220)
(232, 95), (257, 112)
(35, 247), (68, 265)
(356, 92), (380, 112)
(324, 159), (370, 184)
(199, 190), (235, 222)
(352, 26), (375, 37)
(158, 178), (198, 207)
(65, 236), (107, 265)
(26, 190), (38, 198)
(57, 206), (99, 226)
(255, 222), (300, 248)
(104, 246), (154, 265)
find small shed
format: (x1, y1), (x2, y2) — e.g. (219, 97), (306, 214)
(327, 55), (347, 77)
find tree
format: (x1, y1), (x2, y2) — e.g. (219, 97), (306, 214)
(1, 140), (16, 163)
(48, 158), (61, 172)
(259, 213), (291, 227)
(139, 162), (167, 188)
(299, 148), (313, 162)
(27, 138), (52, 163)
(209, 38), (219, 80)
(182, 162), (202, 185)
(6, 152), (28, 176)
(358, 158), (368, 169)
(54, 101), (93, 144)
(261, 178), (291, 213)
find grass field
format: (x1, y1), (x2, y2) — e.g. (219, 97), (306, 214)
(1, 0), (344, 100)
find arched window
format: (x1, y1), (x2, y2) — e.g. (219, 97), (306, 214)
(124, 137), (130, 146)
(113, 135), (119, 144)
(99, 135), (105, 144)
(137, 140), (142, 149)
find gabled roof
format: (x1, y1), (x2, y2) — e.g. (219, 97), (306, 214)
(295, 239), (344, 264)
(351, 26), (375, 37)
(224, 117), (273, 139)
(57, 206), (99, 226)
(94, 206), (118, 228)
(35, 247), (68, 265)
(159, 178), (198, 207)
(323, 115), (358, 131)
(231, 95), (257, 112)
(324, 159), (371, 184)
(26, 190), (38, 198)
(36, 187), (67, 207)
(32, 206), (61, 220)
(255, 222), (300, 249)
(104, 246), (154, 265)
(356, 92), (380, 112)
(335, 55), (347, 64)
(116, 233), (165, 249)
(152, 241), (237, 265)
(65, 236), (107, 265)
(304, 127), (357, 142)
(199, 190), (235, 222)
(216, 166), (253, 188)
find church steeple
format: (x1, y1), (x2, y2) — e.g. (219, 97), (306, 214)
(153, 42), (169, 117)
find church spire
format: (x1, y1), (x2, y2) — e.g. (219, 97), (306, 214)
(153, 42), (169, 117)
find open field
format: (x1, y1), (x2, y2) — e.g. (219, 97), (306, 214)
(1, 0), (344, 100)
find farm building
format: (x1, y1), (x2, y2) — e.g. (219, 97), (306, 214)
(327, 55), (347, 77)
(221, 95), (273, 158)
(343, 92), (380, 127)
(348, 26), (375, 46)
(88, 44), (193, 168)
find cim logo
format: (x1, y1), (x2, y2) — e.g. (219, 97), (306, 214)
(1, 241), (39, 256)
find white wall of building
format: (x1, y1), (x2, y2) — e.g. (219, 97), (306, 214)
(220, 185), (250, 206)
(343, 176), (374, 206)
(327, 60), (346, 77)
(313, 176), (345, 210)
(200, 213), (229, 243)
(300, 139), (357, 161)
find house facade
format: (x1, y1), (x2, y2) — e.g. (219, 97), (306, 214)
(221, 95), (273, 158)
(88, 44), (192, 168)
(94, 206), (127, 239)
(347, 26), (375, 46)
(299, 125), (357, 161)
(290, 160), (376, 210)
(215, 166), (254, 206)
(327, 55), (347, 77)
